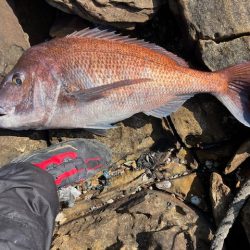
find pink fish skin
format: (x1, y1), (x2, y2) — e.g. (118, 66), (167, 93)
(0, 28), (249, 130)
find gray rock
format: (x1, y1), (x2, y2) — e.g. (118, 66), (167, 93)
(46, 0), (165, 29)
(170, 0), (250, 41)
(0, 0), (29, 76)
(199, 36), (250, 71)
(170, 0), (250, 70)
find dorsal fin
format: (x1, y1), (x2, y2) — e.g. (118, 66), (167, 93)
(67, 28), (189, 67)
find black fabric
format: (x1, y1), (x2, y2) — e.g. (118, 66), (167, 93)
(0, 163), (59, 250)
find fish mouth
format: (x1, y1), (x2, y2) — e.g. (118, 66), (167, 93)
(0, 107), (7, 116)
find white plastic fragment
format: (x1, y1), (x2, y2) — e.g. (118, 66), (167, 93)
(58, 186), (81, 207)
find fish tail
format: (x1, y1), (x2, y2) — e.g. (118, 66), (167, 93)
(215, 61), (250, 127)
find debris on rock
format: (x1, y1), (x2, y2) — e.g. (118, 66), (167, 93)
(58, 186), (82, 208)
(52, 191), (213, 250)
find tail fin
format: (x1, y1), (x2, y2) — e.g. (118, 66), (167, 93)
(215, 61), (250, 127)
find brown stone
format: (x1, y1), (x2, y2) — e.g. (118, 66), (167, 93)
(52, 191), (213, 250)
(225, 140), (250, 174)
(210, 172), (232, 226)
(46, 0), (165, 29)
(170, 95), (237, 148)
(0, 130), (48, 167)
(0, 0), (29, 76)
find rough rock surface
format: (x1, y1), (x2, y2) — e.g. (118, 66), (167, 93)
(0, 130), (48, 167)
(0, 0), (29, 76)
(46, 0), (165, 29)
(210, 172), (232, 226)
(170, 0), (250, 70)
(170, 95), (239, 148)
(225, 140), (250, 174)
(199, 36), (250, 70)
(52, 190), (212, 250)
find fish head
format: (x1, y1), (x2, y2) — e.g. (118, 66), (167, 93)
(0, 47), (61, 130)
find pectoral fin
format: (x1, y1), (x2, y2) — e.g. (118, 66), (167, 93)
(69, 78), (151, 102)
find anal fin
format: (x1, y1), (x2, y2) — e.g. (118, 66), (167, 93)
(144, 94), (194, 118)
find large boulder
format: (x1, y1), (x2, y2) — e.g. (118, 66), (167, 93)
(0, 0), (29, 76)
(46, 0), (165, 29)
(169, 0), (250, 70)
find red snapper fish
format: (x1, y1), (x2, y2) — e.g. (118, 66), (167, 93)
(0, 28), (249, 131)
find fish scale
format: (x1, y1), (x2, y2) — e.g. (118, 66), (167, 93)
(0, 27), (249, 130)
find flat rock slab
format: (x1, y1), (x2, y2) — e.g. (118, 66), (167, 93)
(0, 130), (48, 167)
(52, 190), (213, 250)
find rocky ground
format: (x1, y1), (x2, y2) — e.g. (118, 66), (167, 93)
(0, 0), (250, 249)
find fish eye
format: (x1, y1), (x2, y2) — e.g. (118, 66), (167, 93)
(12, 73), (24, 85)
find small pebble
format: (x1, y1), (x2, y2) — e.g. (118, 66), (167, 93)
(190, 195), (201, 206)
(142, 174), (149, 182)
(156, 180), (172, 190)
(166, 158), (171, 164)
(180, 159), (187, 164)
(55, 212), (67, 225)
(103, 170), (111, 179)
(173, 158), (180, 163)
(107, 199), (114, 204)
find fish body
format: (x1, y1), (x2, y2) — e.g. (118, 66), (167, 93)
(0, 28), (249, 130)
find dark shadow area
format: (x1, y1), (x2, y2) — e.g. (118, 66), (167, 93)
(225, 217), (250, 250)
(135, 3), (204, 70)
(7, 0), (57, 45)
(0, 128), (48, 141)
(123, 113), (178, 152)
